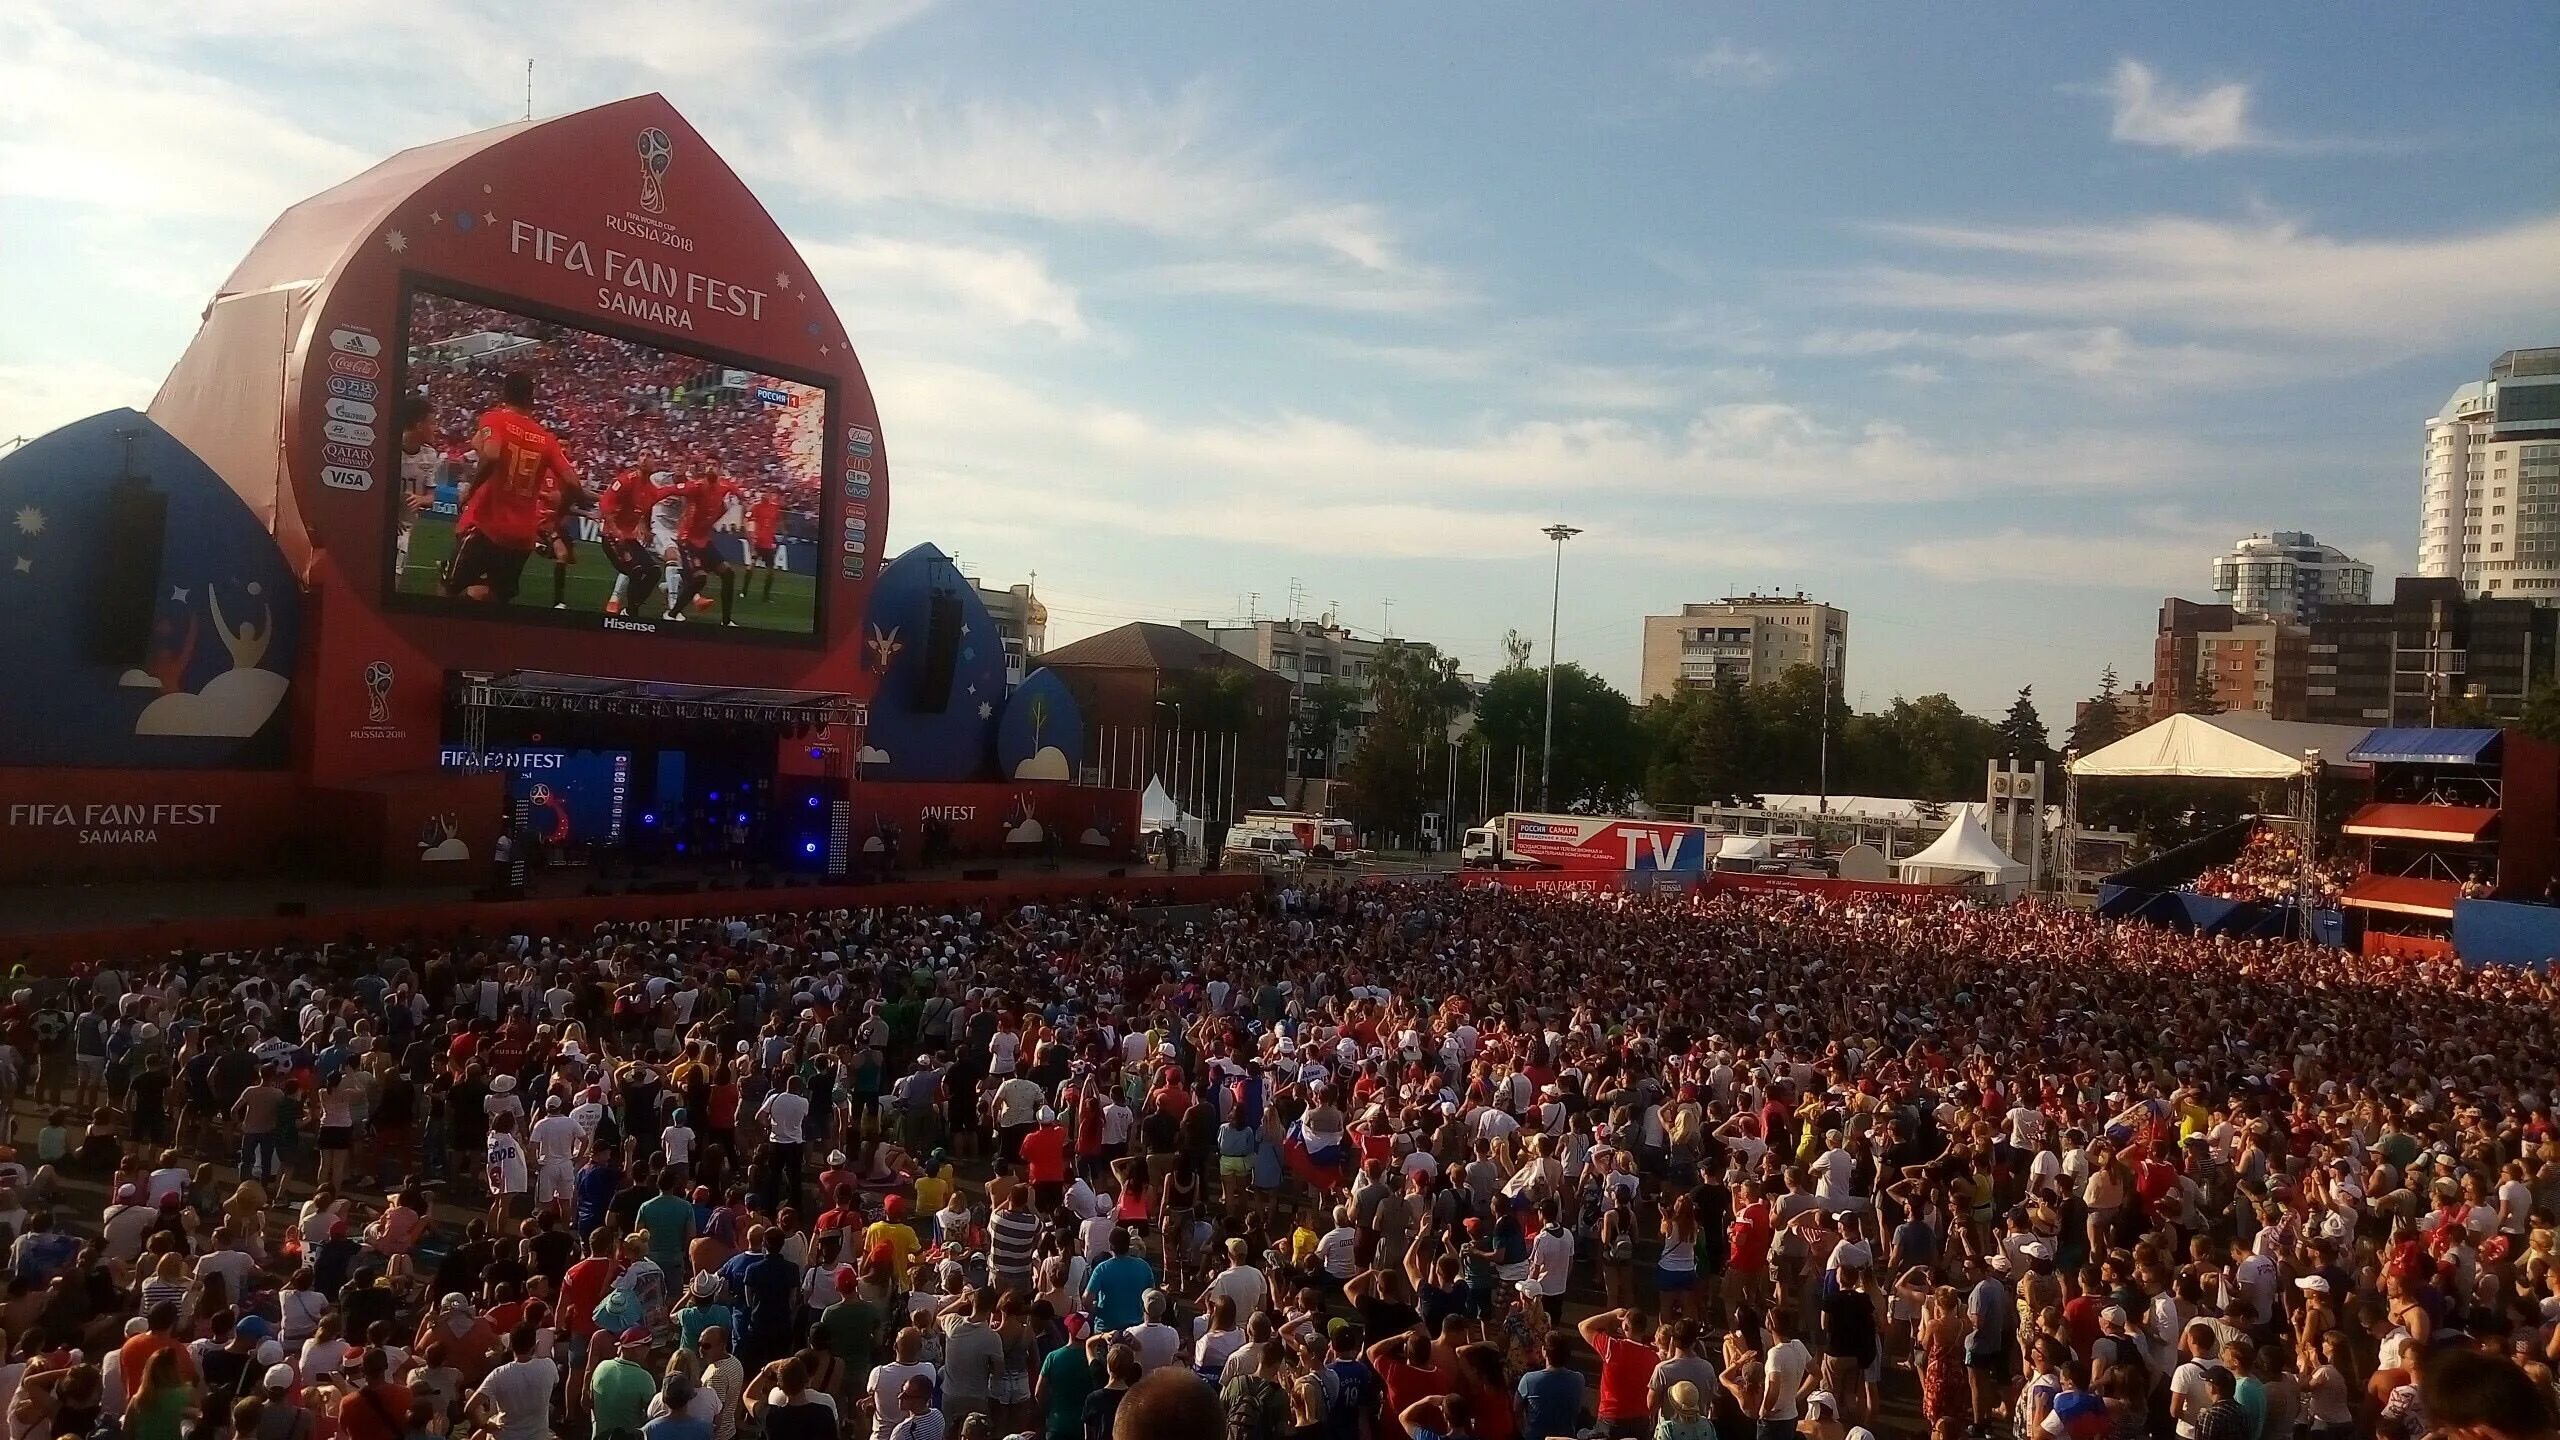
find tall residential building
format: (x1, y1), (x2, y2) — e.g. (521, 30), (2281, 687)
(2209, 532), (2372, 619)
(2419, 347), (2560, 597)
(1638, 595), (1849, 702)
(1183, 618), (1388, 784)
(2304, 575), (2558, 727)
(967, 577), (1047, 689)
(2148, 597), (2308, 719)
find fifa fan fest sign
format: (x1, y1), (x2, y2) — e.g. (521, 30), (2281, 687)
(148, 94), (891, 786)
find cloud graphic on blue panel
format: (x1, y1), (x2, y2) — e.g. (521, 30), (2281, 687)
(997, 667), (1084, 781)
(857, 542), (1006, 780)
(0, 410), (299, 768)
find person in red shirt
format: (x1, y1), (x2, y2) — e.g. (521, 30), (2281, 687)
(664, 459), (743, 625)
(336, 1348), (414, 1440)
(1020, 1111), (1070, 1211)
(557, 1228), (619, 1393)
(598, 465), (665, 617)
(744, 488), (785, 602)
(1365, 1327), (1451, 1423)
(1579, 1308), (1660, 1438)
(441, 372), (572, 605)
(532, 463), (594, 611)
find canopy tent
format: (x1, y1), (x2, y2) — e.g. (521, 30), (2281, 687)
(1717, 834), (1775, 861)
(2346, 728), (2502, 766)
(2069, 711), (2374, 780)
(1138, 777), (1203, 849)
(1897, 809), (2028, 888)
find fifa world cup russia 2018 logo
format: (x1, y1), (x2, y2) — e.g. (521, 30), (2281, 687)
(636, 127), (673, 215)
(364, 660), (394, 725)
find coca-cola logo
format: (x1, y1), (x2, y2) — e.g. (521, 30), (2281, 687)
(327, 353), (381, 379)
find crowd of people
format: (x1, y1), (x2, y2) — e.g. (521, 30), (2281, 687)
(2, 879), (2556, 1440)
(2182, 827), (2358, 908)
(404, 293), (823, 535)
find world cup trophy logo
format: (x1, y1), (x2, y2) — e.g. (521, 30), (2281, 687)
(636, 127), (673, 215)
(363, 660), (394, 725)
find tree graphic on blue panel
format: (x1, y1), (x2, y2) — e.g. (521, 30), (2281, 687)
(997, 667), (1084, 780)
(857, 542), (1006, 780)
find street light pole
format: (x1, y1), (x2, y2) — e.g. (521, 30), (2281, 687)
(1539, 523), (1582, 812)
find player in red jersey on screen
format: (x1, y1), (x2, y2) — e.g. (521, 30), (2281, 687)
(440, 372), (571, 604)
(663, 459), (744, 626)
(744, 487), (784, 602)
(534, 461), (595, 611)
(598, 464), (667, 617)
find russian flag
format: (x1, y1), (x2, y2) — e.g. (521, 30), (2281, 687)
(1284, 1118), (1350, 1191)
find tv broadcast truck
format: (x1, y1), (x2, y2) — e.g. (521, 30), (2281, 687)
(1227, 811), (1365, 867)
(1459, 812), (1715, 872)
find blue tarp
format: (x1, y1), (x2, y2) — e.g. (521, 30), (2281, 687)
(2098, 884), (2345, 946)
(2346, 728), (2502, 765)
(2451, 898), (2560, 969)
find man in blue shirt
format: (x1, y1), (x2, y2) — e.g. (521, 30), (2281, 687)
(1516, 1333), (1586, 1440)
(737, 1228), (801, 1372)
(1083, 1228), (1155, 1332)
(574, 1152), (623, 1237)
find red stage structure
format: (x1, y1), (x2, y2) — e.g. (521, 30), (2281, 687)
(0, 95), (1136, 894)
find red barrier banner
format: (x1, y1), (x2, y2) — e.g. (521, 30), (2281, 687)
(0, 768), (305, 882)
(848, 781), (1141, 860)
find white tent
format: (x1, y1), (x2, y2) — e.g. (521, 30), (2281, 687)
(1138, 777), (1203, 849)
(1897, 809), (2028, 889)
(2069, 711), (2374, 780)
(1717, 834), (1775, 861)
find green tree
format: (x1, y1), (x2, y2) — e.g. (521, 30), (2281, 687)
(1639, 675), (1762, 808)
(1472, 663), (1642, 811)
(1296, 680), (1362, 776)
(2520, 678), (2560, 745)
(1747, 662), (1850, 794)
(2067, 666), (2134, 757)
(1998, 686), (2053, 769)
(1343, 641), (1470, 836)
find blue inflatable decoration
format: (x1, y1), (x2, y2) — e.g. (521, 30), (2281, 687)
(857, 542), (1007, 780)
(996, 667), (1084, 782)
(0, 410), (300, 769)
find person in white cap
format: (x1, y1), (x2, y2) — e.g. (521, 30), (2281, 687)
(528, 1093), (582, 1210)
(1803, 1389), (1876, 1440)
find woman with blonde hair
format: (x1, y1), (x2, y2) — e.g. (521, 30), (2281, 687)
(1656, 1379), (1712, 1440)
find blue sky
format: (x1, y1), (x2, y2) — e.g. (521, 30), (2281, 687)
(5, 2), (2557, 715)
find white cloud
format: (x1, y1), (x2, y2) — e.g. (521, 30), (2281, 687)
(803, 236), (1089, 339)
(1142, 258), (1471, 316)
(1801, 325), (2266, 388)
(1680, 41), (1783, 87)
(1900, 525), (2212, 590)
(1839, 210), (2560, 354)
(2098, 59), (2256, 156)
(766, 82), (1432, 294)
(0, 361), (160, 444)
(1884, 362), (1945, 385)
(0, 10), (373, 219)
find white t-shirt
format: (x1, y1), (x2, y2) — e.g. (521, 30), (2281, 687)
(1761, 1337), (1810, 1420)
(1208, 1265), (1268, 1317)
(1529, 1225), (1575, 1297)
(760, 1091), (811, 1145)
(1126, 1321), (1181, 1372)
(663, 1123), (696, 1166)
(529, 1114), (582, 1166)
(473, 1355), (561, 1440)
(864, 1361), (936, 1440)
(487, 1132), (528, 1194)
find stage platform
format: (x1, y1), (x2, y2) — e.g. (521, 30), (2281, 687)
(0, 861), (1262, 973)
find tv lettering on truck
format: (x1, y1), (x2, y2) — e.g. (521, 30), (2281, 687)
(7, 802), (225, 847)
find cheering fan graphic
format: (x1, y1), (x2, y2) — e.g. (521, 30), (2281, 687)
(636, 127), (673, 214)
